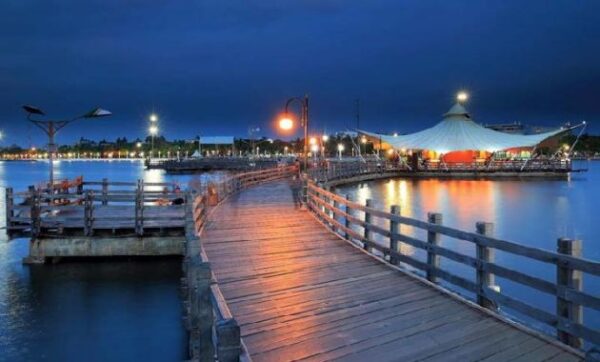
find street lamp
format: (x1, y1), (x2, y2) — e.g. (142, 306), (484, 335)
(149, 124), (158, 157)
(457, 91), (468, 104)
(337, 143), (345, 159)
(310, 144), (319, 162)
(321, 134), (329, 158)
(278, 95), (309, 170)
(148, 114), (159, 158)
(22, 105), (112, 188)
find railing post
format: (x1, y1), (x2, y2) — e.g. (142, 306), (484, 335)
(5, 187), (13, 227)
(216, 318), (241, 362)
(135, 180), (144, 236)
(188, 260), (214, 361)
(101, 178), (108, 206)
(389, 205), (400, 265)
(30, 189), (41, 238)
(325, 185), (333, 222)
(84, 191), (94, 236)
(426, 213), (443, 282)
(476, 222), (496, 310)
(344, 194), (352, 240)
(556, 238), (583, 349)
(332, 190), (340, 232)
(302, 175), (308, 205)
(363, 199), (373, 252)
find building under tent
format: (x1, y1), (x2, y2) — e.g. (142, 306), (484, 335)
(360, 102), (582, 165)
(192, 136), (235, 157)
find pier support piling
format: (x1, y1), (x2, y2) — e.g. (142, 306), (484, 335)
(557, 238), (583, 349)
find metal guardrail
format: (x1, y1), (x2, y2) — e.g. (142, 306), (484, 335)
(305, 179), (600, 350)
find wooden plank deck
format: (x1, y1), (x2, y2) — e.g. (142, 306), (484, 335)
(201, 180), (582, 362)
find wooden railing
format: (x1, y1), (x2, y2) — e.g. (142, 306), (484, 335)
(306, 180), (600, 350)
(306, 158), (574, 184)
(182, 165), (297, 361)
(308, 160), (404, 183)
(5, 179), (185, 237)
(422, 159), (572, 172)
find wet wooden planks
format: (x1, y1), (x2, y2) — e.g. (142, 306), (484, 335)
(201, 180), (581, 362)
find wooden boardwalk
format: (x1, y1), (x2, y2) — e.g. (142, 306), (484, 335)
(201, 180), (582, 361)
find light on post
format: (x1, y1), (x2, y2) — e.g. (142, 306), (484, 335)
(279, 118), (293, 131)
(457, 91), (469, 103)
(337, 143), (344, 159)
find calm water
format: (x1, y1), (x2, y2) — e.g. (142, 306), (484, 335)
(0, 160), (226, 362)
(335, 160), (600, 335)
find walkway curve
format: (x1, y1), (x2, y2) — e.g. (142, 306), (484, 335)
(200, 180), (581, 362)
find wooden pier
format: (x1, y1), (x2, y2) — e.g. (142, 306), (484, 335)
(194, 179), (594, 361)
(7, 164), (600, 360)
(181, 163), (599, 361)
(146, 157), (287, 173)
(5, 179), (188, 262)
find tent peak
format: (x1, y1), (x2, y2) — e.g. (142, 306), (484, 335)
(443, 103), (471, 119)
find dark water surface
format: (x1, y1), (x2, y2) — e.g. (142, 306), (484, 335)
(0, 160), (226, 362)
(335, 161), (600, 336)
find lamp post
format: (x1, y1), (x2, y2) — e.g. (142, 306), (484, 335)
(23, 105), (111, 189)
(337, 143), (345, 160)
(321, 134), (329, 159)
(149, 113), (158, 158)
(279, 95), (309, 170)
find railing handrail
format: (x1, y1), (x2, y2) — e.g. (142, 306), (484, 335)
(307, 183), (600, 276)
(305, 178), (600, 349)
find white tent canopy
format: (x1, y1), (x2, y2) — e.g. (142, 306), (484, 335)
(360, 103), (572, 153)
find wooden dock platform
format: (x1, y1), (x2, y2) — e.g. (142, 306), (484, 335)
(200, 180), (583, 361)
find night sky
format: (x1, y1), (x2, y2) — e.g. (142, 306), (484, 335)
(1, 1), (599, 147)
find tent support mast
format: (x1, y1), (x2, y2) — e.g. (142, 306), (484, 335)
(520, 145), (538, 171)
(568, 122), (587, 158)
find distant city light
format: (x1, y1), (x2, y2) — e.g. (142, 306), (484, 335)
(149, 125), (158, 135)
(457, 91), (469, 103)
(309, 137), (317, 145)
(149, 113), (158, 122)
(310, 144), (319, 153)
(337, 144), (345, 151)
(136, 142), (142, 148)
(393, 132), (398, 137)
(322, 134), (329, 142)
